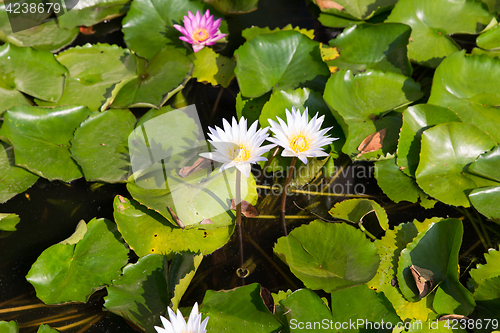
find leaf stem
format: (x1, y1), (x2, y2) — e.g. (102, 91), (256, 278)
(280, 157), (297, 235)
(473, 208), (492, 248)
(236, 170), (246, 284)
(359, 223), (376, 240)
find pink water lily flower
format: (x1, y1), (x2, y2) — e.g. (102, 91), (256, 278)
(173, 10), (227, 53)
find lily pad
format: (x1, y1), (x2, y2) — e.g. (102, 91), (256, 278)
(375, 158), (436, 208)
(469, 187), (500, 222)
(0, 321), (18, 333)
(57, 0), (130, 29)
(0, 43), (67, 103)
(367, 217), (441, 321)
(469, 248), (500, 289)
(242, 24), (315, 41)
(122, 0), (225, 60)
(0, 141), (39, 203)
(330, 284), (401, 329)
(0, 213), (20, 231)
(386, 0), (493, 68)
(469, 145), (500, 182)
(113, 196), (234, 256)
(26, 218), (129, 304)
(0, 105), (92, 182)
(0, 12), (78, 52)
(200, 283), (283, 332)
(397, 104), (462, 177)
(274, 220), (380, 292)
(477, 24), (500, 50)
(328, 198), (389, 231)
(234, 30), (330, 98)
(328, 23), (412, 76)
(128, 166), (257, 229)
(415, 122), (497, 207)
(104, 253), (202, 333)
(473, 276), (500, 319)
(36, 43), (138, 111)
(323, 69), (422, 158)
(70, 109), (136, 183)
(112, 46), (193, 108)
(280, 288), (333, 332)
(311, 0), (397, 21)
(397, 218), (475, 315)
(428, 51), (500, 143)
(190, 47), (234, 88)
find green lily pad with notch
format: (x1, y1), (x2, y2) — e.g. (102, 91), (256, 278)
(189, 46), (234, 88)
(323, 69), (422, 159)
(469, 187), (500, 222)
(200, 283), (283, 332)
(56, 0), (130, 29)
(37, 324), (59, 333)
(70, 109), (136, 183)
(26, 218), (128, 304)
(0, 43), (67, 103)
(469, 248), (500, 289)
(204, 0), (258, 14)
(0, 321), (18, 333)
(0, 85), (30, 114)
(112, 46), (193, 108)
(127, 166), (257, 229)
(428, 51), (500, 143)
(0, 11), (78, 53)
(242, 24), (315, 41)
(122, 0), (226, 60)
(259, 88), (344, 155)
(330, 284), (401, 329)
(397, 218), (475, 315)
(397, 104), (462, 177)
(386, 0), (494, 68)
(113, 195), (234, 256)
(0, 141), (39, 203)
(0, 213), (20, 231)
(36, 43), (137, 111)
(311, 0), (397, 21)
(234, 30), (330, 98)
(279, 288), (333, 332)
(367, 217), (441, 321)
(236, 91), (271, 125)
(104, 253), (202, 333)
(328, 23), (412, 76)
(0, 105), (92, 182)
(375, 158), (436, 208)
(274, 220), (379, 292)
(469, 145), (500, 182)
(328, 198), (389, 231)
(477, 24), (500, 50)
(415, 122), (497, 208)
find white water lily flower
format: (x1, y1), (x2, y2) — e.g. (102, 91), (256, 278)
(200, 117), (275, 177)
(267, 106), (337, 164)
(155, 303), (208, 333)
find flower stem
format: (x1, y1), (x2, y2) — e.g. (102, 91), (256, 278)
(235, 170), (246, 285)
(280, 157), (297, 236)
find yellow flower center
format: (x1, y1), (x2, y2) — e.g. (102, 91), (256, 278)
(193, 28), (209, 43)
(228, 144), (250, 163)
(290, 135), (309, 153)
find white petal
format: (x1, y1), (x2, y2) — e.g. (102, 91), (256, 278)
(236, 163), (252, 177)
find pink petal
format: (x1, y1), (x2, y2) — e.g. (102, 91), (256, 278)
(192, 44), (205, 52)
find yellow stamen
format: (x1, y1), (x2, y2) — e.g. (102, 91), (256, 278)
(289, 135), (309, 153)
(228, 144), (250, 162)
(193, 28), (209, 43)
